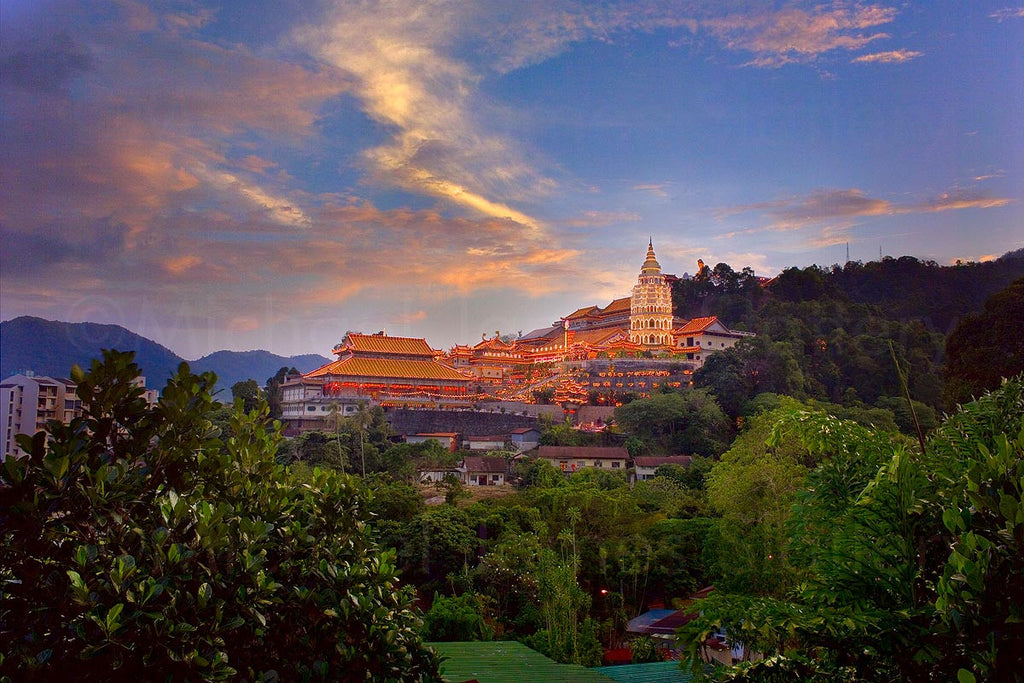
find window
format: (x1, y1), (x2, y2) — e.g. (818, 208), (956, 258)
(612, 461), (621, 468)
(306, 406), (315, 412)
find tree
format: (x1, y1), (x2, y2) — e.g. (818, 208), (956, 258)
(614, 389), (732, 456)
(420, 593), (494, 642)
(945, 277), (1024, 406)
(0, 350), (440, 681)
(678, 378), (1024, 682)
(264, 366), (297, 419)
(230, 378), (263, 413)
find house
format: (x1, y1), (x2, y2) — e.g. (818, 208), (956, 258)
(405, 432), (460, 452)
(418, 466), (461, 484)
(672, 316), (755, 369)
(633, 455), (693, 482)
(509, 427), (541, 451)
(462, 456), (508, 486)
(536, 445), (629, 473)
(464, 435), (508, 451)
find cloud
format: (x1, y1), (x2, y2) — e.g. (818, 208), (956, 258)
(852, 49), (923, 64)
(989, 8), (1024, 21)
(716, 187), (1014, 244)
(921, 191), (1012, 213)
(701, 4), (897, 67)
(632, 183), (671, 198)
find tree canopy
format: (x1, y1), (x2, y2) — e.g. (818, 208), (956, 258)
(0, 350), (440, 681)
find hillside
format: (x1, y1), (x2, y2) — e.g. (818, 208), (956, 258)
(191, 350), (330, 396)
(0, 317), (185, 384)
(674, 251), (1024, 411)
(0, 317), (328, 395)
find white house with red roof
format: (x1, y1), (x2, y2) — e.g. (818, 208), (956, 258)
(672, 316), (755, 369)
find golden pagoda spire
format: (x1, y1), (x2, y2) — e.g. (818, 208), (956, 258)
(641, 238), (661, 274)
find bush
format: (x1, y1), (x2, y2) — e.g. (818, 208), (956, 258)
(0, 350), (440, 681)
(420, 593), (493, 642)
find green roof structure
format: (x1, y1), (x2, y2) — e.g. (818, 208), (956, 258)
(428, 641), (615, 682)
(596, 661), (694, 682)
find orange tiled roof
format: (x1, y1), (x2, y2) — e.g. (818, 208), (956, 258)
(564, 305), (600, 320)
(570, 327), (628, 346)
(675, 316), (719, 335)
(339, 334), (436, 357)
(600, 297), (631, 314)
(473, 337), (513, 351)
(306, 357), (471, 382)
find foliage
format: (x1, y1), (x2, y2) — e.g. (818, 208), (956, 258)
(397, 506), (477, 587)
(704, 401), (820, 596)
(674, 255), (1024, 412)
(264, 366), (297, 419)
(945, 277), (1024, 406)
(629, 636), (663, 664)
(655, 456), (714, 491)
(0, 350), (440, 681)
(420, 593), (494, 642)
(678, 378), (1024, 682)
(614, 389), (732, 456)
(230, 378), (264, 413)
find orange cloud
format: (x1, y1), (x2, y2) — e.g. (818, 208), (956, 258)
(852, 49), (923, 64)
(702, 4), (897, 67)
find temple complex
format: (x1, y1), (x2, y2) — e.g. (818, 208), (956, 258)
(280, 240), (755, 430)
(280, 332), (473, 431)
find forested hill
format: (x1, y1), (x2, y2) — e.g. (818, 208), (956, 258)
(0, 317), (329, 395)
(675, 251), (1024, 413)
(0, 317), (184, 385)
(772, 251), (1024, 333)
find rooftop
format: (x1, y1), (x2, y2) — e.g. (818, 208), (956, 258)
(429, 641), (614, 683)
(306, 357), (471, 382)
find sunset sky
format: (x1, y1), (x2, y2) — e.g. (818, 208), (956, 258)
(2, 1), (1021, 358)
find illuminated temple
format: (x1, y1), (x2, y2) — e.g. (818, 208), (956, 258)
(280, 333), (473, 430)
(281, 241), (754, 428)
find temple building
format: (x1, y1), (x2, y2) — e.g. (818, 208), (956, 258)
(280, 332), (473, 432)
(629, 239), (675, 347)
(673, 316), (755, 366)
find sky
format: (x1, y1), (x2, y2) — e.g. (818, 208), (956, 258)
(1, 1), (1022, 359)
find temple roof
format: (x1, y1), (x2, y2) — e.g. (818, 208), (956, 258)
(674, 316), (720, 335)
(570, 327), (629, 346)
(520, 325), (560, 341)
(601, 296), (632, 314)
(306, 356), (471, 382)
(335, 333), (436, 357)
(564, 305), (601, 320)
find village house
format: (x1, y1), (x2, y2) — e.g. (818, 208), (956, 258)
(632, 455), (693, 482)
(536, 445), (629, 473)
(461, 456), (508, 486)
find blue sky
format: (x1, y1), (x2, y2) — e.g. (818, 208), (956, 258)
(1, 1), (1021, 358)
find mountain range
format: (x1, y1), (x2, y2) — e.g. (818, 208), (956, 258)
(0, 317), (330, 397)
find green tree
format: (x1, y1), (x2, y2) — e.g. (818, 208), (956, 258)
(679, 379), (1024, 681)
(945, 277), (1024, 406)
(421, 593), (494, 642)
(614, 389), (732, 456)
(0, 350), (439, 681)
(264, 366), (297, 419)
(230, 378), (263, 413)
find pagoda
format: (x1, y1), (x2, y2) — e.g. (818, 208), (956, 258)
(629, 239), (674, 346)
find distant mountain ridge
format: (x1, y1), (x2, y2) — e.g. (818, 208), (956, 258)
(0, 317), (329, 396)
